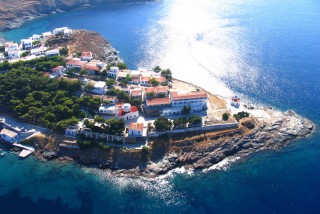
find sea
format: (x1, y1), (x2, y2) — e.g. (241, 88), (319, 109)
(0, 0), (320, 213)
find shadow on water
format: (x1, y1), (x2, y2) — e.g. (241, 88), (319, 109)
(0, 189), (93, 214)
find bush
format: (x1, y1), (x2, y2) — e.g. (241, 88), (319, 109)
(116, 62), (127, 70)
(233, 111), (250, 121)
(241, 120), (255, 129)
(59, 48), (68, 56)
(78, 140), (95, 150)
(222, 113), (230, 121)
(142, 146), (149, 153)
(21, 51), (30, 57)
(99, 142), (110, 150)
(189, 116), (202, 125)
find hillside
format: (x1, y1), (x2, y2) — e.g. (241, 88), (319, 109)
(0, 0), (149, 31)
(45, 29), (121, 63)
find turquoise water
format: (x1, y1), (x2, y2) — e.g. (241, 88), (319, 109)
(1, 0), (320, 213)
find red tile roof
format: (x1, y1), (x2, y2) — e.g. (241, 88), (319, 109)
(66, 59), (87, 67)
(118, 106), (139, 116)
(141, 76), (150, 82)
(84, 64), (100, 71)
(171, 92), (207, 100)
(146, 98), (171, 106)
(129, 123), (144, 131)
(153, 76), (166, 82)
(155, 86), (168, 93)
(144, 86), (168, 94)
(144, 87), (155, 94)
(52, 66), (64, 72)
(131, 90), (142, 97)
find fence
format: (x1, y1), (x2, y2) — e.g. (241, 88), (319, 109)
(80, 130), (125, 143)
(148, 122), (238, 137)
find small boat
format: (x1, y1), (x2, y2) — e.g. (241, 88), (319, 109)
(0, 151), (7, 157)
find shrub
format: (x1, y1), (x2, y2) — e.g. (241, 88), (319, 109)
(234, 111), (250, 121)
(222, 113), (230, 121)
(99, 142), (110, 150)
(78, 140), (95, 150)
(142, 146), (149, 153)
(241, 120), (255, 129)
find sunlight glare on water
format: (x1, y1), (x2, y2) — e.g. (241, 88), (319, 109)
(139, 0), (262, 98)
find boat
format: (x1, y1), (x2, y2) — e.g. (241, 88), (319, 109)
(0, 151), (7, 157)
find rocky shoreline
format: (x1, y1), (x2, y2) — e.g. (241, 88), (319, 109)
(0, 0), (152, 32)
(31, 106), (314, 179)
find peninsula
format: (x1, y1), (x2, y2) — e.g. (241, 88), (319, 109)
(0, 28), (315, 178)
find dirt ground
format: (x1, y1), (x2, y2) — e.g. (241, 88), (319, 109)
(171, 78), (231, 123)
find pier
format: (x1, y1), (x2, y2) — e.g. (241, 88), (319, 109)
(13, 143), (35, 158)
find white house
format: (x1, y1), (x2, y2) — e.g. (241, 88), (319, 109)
(4, 42), (19, 52)
(66, 58), (87, 69)
(53, 27), (69, 35)
(0, 128), (19, 144)
(129, 70), (141, 84)
(99, 106), (117, 115)
(30, 46), (46, 56)
(81, 52), (93, 61)
(141, 76), (150, 86)
(128, 123), (144, 137)
(108, 66), (119, 78)
(21, 39), (32, 49)
(30, 34), (41, 41)
(117, 103), (139, 121)
(45, 49), (60, 57)
(63, 29), (73, 37)
(51, 66), (65, 77)
(170, 91), (207, 107)
(91, 81), (106, 95)
(8, 50), (21, 59)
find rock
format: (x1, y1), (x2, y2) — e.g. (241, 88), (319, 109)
(43, 151), (58, 160)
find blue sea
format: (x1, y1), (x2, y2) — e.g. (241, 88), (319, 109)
(1, 0), (320, 213)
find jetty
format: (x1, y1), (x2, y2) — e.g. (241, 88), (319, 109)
(13, 143), (35, 158)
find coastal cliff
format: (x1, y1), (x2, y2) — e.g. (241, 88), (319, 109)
(0, 0), (151, 31)
(34, 108), (314, 178)
(45, 29), (121, 64)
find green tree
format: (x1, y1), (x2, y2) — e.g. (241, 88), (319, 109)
(182, 105), (191, 115)
(80, 69), (86, 76)
(94, 115), (106, 123)
(222, 113), (230, 121)
(116, 62), (127, 70)
(153, 66), (161, 73)
(21, 51), (30, 57)
(154, 116), (172, 131)
(59, 47), (68, 56)
(189, 116), (202, 126)
(161, 69), (172, 80)
(146, 92), (155, 99)
(84, 83), (94, 92)
(106, 78), (116, 88)
(101, 69), (107, 77)
(32, 40), (41, 46)
(150, 78), (160, 87)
